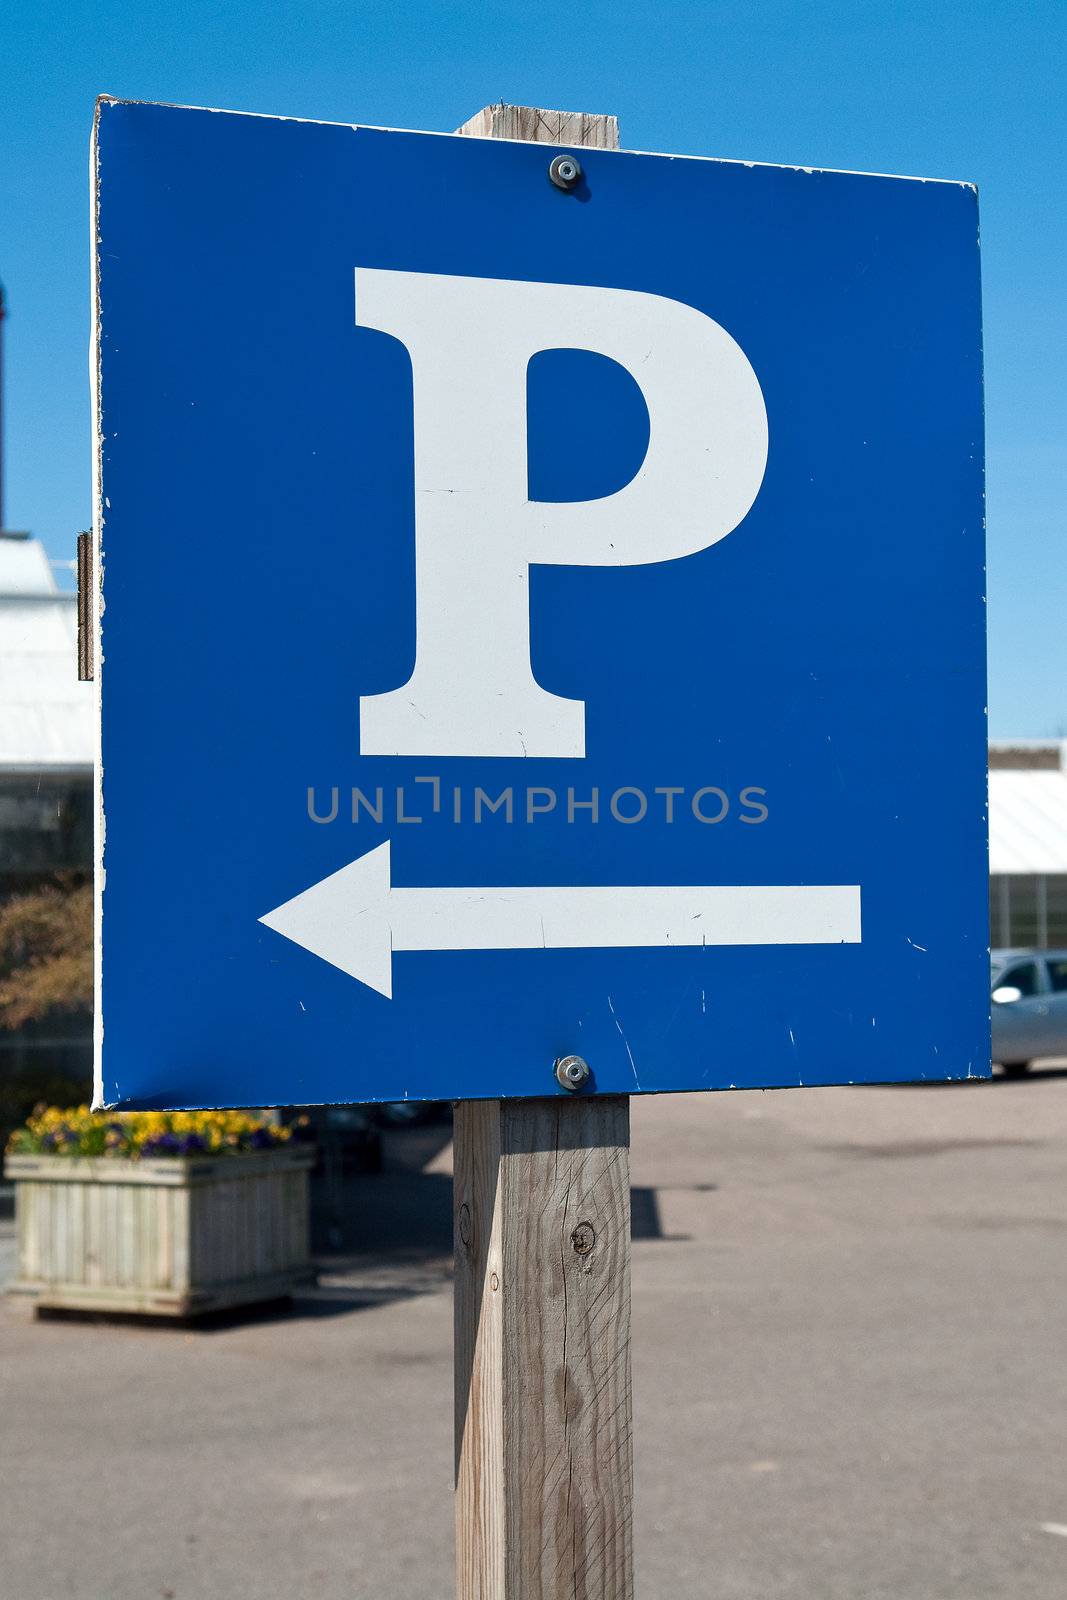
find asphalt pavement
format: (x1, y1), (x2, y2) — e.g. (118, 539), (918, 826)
(3, 1067), (1067, 1599)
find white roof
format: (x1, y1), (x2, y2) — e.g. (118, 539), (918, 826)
(989, 769), (1067, 875)
(0, 537), (94, 775)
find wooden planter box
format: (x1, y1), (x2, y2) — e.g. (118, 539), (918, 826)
(4, 1146), (315, 1318)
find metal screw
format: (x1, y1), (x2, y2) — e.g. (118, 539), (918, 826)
(548, 153), (582, 190)
(555, 1055), (591, 1092)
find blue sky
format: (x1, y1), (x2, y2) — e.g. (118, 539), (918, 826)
(1, 0), (1063, 734)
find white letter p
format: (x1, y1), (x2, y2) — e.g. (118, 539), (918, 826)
(356, 269), (768, 758)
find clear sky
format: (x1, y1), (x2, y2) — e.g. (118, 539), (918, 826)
(1, 0), (1063, 735)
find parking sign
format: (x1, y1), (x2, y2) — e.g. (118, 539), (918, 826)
(92, 99), (988, 1109)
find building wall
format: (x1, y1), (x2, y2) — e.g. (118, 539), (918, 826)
(990, 874), (1067, 949)
(1, 535), (95, 1121)
(0, 775), (93, 893)
(0, 780), (94, 1126)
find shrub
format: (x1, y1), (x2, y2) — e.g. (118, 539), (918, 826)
(0, 879), (93, 1029)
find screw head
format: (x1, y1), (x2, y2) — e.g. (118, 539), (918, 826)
(555, 1054), (591, 1092)
(548, 153), (582, 190)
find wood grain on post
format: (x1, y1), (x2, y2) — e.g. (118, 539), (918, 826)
(454, 1098), (633, 1600)
(456, 103), (620, 151)
(452, 103), (632, 1600)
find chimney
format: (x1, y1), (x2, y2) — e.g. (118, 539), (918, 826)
(0, 279), (5, 531)
(0, 283), (34, 547)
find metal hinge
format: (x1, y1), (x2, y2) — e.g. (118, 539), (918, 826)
(77, 531), (94, 681)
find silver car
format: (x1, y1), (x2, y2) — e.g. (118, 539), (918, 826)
(991, 948), (1067, 1076)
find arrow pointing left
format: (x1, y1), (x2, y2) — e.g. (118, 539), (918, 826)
(259, 842), (862, 999)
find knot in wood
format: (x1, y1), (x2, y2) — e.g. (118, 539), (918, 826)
(458, 1202), (473, 1249)
(571, 1220), (596, 1257)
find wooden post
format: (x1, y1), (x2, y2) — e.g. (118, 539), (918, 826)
(454, 1098), (633, 1600)
(456, 102), (620, 150)
(451, 107), (632, 1600)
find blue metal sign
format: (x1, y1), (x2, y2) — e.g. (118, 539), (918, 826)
(92, 99), (988, 1110)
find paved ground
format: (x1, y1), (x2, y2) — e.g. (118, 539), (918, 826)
(3, 1068), (1067, 1599)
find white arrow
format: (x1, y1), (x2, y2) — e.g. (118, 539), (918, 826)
(259, 842), (861, 999)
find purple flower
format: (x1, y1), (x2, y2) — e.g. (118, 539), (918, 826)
(141, 1132), (181, 1157)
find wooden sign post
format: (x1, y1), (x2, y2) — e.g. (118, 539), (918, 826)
(452, 105), (634, 1600)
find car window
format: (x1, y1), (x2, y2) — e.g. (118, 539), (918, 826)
(998, 962), (1041, 998)
(1047, 959), (1067, 994)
